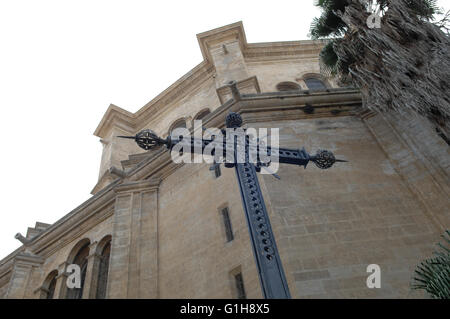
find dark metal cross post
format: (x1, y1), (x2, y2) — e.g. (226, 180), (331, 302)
(118, 112), (346, 299)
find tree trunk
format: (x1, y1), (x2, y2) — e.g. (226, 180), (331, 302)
(334, 0), (450, 138)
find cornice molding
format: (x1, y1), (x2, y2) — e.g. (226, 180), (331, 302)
(14, 253), (44, 267)
(93, 22), (330, 140)
(33, 206), (115, 259)
(94, 62), (215, 139)
(94, 104), (136, 138)
(122, 89), (362, 183)
(114, 178), (161, 194)
(91, 166), (126, 195)
(0, 246), (25, 274)
(25, 180), (119, 258)
(0, 268), (12, 283)
(356, 108), (378, 120)
(197, 21), (248, 62)
(0, 89), (362, 276)
(91, 170), (119, 195)
(244, 40), (326, 62)
(216, 76), (261, 105)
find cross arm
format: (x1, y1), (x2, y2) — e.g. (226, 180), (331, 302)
(118, 130), (346, 170)
(168, 138), (344, 170)
(267, 147), (311, 167)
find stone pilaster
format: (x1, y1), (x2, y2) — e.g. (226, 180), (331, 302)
(82, 241), (100, 299)
(34, 285), (49, 299)
(361, 110), (450, 231)
(4, 253), (43, 299)
(197, 22), (249, 88)
(210, 40), (249, 87)
(107, 179), (160, 298)
(53, 262), (68, 299)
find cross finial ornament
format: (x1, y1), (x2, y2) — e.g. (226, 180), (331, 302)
(311, 149), (348, 169)
(118, 129), (170, 151)
(226, 112), (243, 128)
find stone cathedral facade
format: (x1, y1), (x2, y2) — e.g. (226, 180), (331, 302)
(1, 22), (449, 299)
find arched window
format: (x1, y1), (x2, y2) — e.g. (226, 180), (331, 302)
(276, 81), (300, 92)
(169, 119), (187, 138)
(194, 109), (211, 121)
(66, 240), (90, 299)
(96, 236), (112, 299)
(304, 77), (327, 91)
(41, 270), (58, 299)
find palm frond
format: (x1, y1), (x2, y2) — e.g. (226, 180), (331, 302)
(405, 0), (442, 20)
(412, 230), (450, 299)
(310, 0), (349, 39)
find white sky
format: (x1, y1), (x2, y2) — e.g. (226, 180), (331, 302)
(0, 0), (447, 259)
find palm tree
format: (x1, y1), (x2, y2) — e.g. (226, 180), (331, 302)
(310, 0), (450, 139)
(412, 230), (450, 299)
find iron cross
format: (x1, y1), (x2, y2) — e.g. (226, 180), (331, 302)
(118, 112), (346, 299)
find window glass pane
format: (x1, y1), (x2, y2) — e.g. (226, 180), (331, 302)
(66, 244), (89, 299)
(96, 242), (111, 299)
(305, 78), (326, 90)
(46, 275), (57, 299)
(222, 208), (234, 242)
(234, 273), (247, 299)
(214, 165), (221, 178)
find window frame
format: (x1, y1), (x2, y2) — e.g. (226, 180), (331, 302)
(221, 207), (234, 242)
(302, 73), (329, 91)
(276, 81), (301, 92)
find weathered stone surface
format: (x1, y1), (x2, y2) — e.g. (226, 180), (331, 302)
(0, 22), (448, 299)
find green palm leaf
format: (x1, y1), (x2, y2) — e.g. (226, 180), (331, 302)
(412, 230), (450, 299)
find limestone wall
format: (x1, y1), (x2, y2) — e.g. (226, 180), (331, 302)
(2, 22), (448, 300)
(256, 116), (444, 298)
(157, 162), (261, 298)
(3, 215), (113, 299)
(150, 114), (446, 299)
(3, 110), (447, 299)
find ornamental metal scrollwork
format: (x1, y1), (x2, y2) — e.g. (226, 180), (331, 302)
(118, 129), (168, 151)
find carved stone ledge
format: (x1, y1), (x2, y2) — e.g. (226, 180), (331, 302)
(113, 179), (161, 194)
(356, 108), (378, 120)
(91, 168), (122, 195)
(14, 252), (44, 267)
(216, 76), (260, 104)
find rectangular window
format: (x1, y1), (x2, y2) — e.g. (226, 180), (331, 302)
(214, 164), (221, 178)
(234, 273), (246, 299)
(221, 207), (234, 242)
